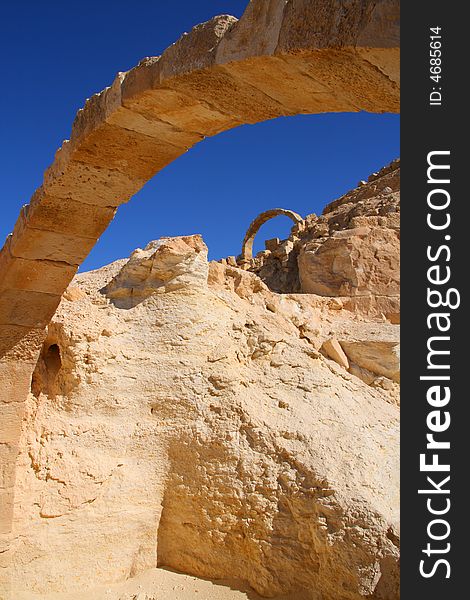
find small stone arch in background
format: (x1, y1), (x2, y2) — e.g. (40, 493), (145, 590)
(240, 208), (304, 262)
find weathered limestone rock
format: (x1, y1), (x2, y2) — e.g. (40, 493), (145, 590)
(297, 162), (400, 304)
(263, 239), (277, 252)
(102, 235), (208, 307)
(298, 227), (400, 297)
(1, 161), (401, 599)
(0, 2), (400, 596)
(216, 0), (288, 63)
(321, 338), (350, 370)
(160, 15), (238, 79)
(0, 240), (76, 297)
(244, 160), (400, 323)
(42, 143), (144, 208)
(9, 205), (97, 266)
(7, 235), (399, 600)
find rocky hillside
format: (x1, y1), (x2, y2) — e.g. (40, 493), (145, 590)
(9, 163), (400, 600)
(234, 159), (400, 326)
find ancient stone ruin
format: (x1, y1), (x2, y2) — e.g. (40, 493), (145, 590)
(0, 1), (400, 599)
(239, 208), (304, 262)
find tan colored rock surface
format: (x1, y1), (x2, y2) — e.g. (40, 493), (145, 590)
(5, 232), (399, 600)
(15, 566), (270, 600)
(245, 160), (400, 322)
(340, 340), (400, 383)
(102, 236), (209, 308)
(1, 160), (401, 599)
(298, 162), (400, 317)
(299, 227), (400, 297)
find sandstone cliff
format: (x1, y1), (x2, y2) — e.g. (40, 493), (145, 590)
(7, 163), (400, 600)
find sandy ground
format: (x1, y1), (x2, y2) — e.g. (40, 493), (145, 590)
(15, 567), (276, 600)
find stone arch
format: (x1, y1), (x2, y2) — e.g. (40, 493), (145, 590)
(0, 0), (400, 575)
(0, 0), (399, 357)
(241, 208), (303, 261)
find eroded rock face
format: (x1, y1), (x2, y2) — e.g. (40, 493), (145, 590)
(298, 226), (399, 298)
(102, 235), (208, 308)
(9, 231), (399, 600)
(298, 163), (400, 310)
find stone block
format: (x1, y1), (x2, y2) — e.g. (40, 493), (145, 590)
(26, 188), (116, 240)
(9, 210), (96, 265)
(69, 122), (185, 181)
(332, 226), (371, 239)
(357, 47), (400, 85)
(43, 141), (146, 208)
(0, 362), (33, 412)
(356, 0), (400, 49)
(321, 338), (350, 370)
(26, 189), (116, 239)
(218, 57), (354, 115)
(277, 0), (375, 51)
(106, 107), (203, 148)
(285, 49), (398, 113)
(0, 325), (45, 362)
(216, 0), (286, 63)
(70, 74), (124, 145)
(159, 15), (237, 80)
(72, 72), (202, 150)
(265, 238), (280, 251)
(121, 57), (161, 102)
(161, 65), (290, 125)
(0, 289), (61, 328)
(340, 340), (400, 382)
(0, 243), (76, 295)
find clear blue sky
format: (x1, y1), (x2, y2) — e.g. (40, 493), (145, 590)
(0, 1), (399, 271)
